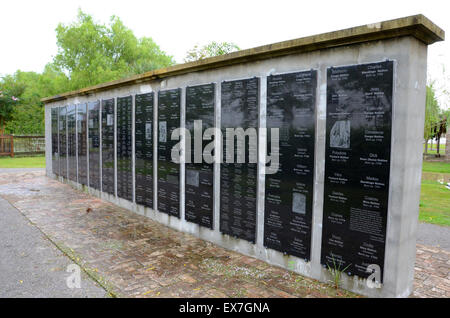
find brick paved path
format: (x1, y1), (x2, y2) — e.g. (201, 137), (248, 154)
(0, 170), (447, 298)
(413, 244), (450, 297)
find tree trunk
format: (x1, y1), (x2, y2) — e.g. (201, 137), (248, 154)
(446, 130), (450, 158)
(437, 134), (441, 155)
(424, 139), (429, 154)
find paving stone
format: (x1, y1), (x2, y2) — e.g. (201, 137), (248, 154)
(0, 171), (447, 298)
(179, 274), (197, 284)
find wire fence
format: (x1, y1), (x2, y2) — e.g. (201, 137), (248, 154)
(0, 135), (14, 157)
(13, 135), (45, 156)
(0, 135), (45, 157)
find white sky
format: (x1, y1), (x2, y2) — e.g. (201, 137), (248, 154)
(0, 0), (448, 107)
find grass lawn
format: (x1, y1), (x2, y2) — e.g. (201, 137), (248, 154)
(420, 161), (450, 226)
(424, 143), (446, 155)
(422, 161), (450, 174)
(419, 180), (450, 226)
(0, 156), (46, 168)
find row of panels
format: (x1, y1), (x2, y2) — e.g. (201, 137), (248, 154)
(51, 61), (393, 281)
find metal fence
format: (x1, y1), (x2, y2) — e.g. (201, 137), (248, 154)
(0, 135), (14, 157)
(12, 135), (45, 156)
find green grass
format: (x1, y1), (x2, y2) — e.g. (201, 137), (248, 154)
(422, 161), (450, 174)
(424, 143), (446, 155)
(419, 179), (450, 226)
(0, 156), (46, 168)
(419, 161), (450, 226)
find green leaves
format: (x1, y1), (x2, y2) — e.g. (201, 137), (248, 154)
(184, 41), (240, 63)
(425, 84), (441, 141)
(0, 71), (49, 134)
(0, 77), (24, 133)
(53, 9), (174, 90)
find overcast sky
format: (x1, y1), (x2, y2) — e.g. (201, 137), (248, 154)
(0, 0), (448, 107)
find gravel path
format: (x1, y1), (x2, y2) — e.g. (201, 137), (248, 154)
(0, 168), (45, 173)
(0, 196), (107, 298)
(417, 222), (450, 251)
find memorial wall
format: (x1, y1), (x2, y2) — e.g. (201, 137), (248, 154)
(49, 69), (390, 273)
(43, 15), (444, 297)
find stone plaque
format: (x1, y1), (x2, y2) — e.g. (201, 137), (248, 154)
(185, 83), (215, 229)
(77, 103), (88, 186)
(220, 78), (259, 243)
(51, 108), (59, 175)
(135, 92), (154, 209)
(102, 98), (115, 195)
(67, 105), (77, 182)
(321, 61), (393, 281)
(58, 106), (67, 178)
(157, 89), (181, 217)
(88, 101), (100, 190)
(117, 96), (133, 201)
(264, 70), (316, 260)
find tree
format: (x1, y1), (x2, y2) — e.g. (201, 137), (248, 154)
(433, 111), (447, 155)
(2, 71), (44, 135)
(184, 41), (240, 63)
(0, 67), (70, 135)
(424, 84), (440, 153)
(0, 9), (175, 135)
(0, 77), (23, 134)
(53, 9), (175, 90)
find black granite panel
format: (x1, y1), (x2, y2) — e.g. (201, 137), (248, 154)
(101, 99), (115, 195)
(51, 108), (59, 175)
(185, 84), (215, 229)
(220, 78), (259, 243)
(117, 96), (133, 201)
(135, 93), (154, 209)
(67, 105), (77, 182)
(157, 89), (181, 217)
(88, 101), (101, 190)
(59, 106), (67, 178)
(264, 70), (317, 260)
(77, 103), (88, 186)
(321, 61), (393, 282)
